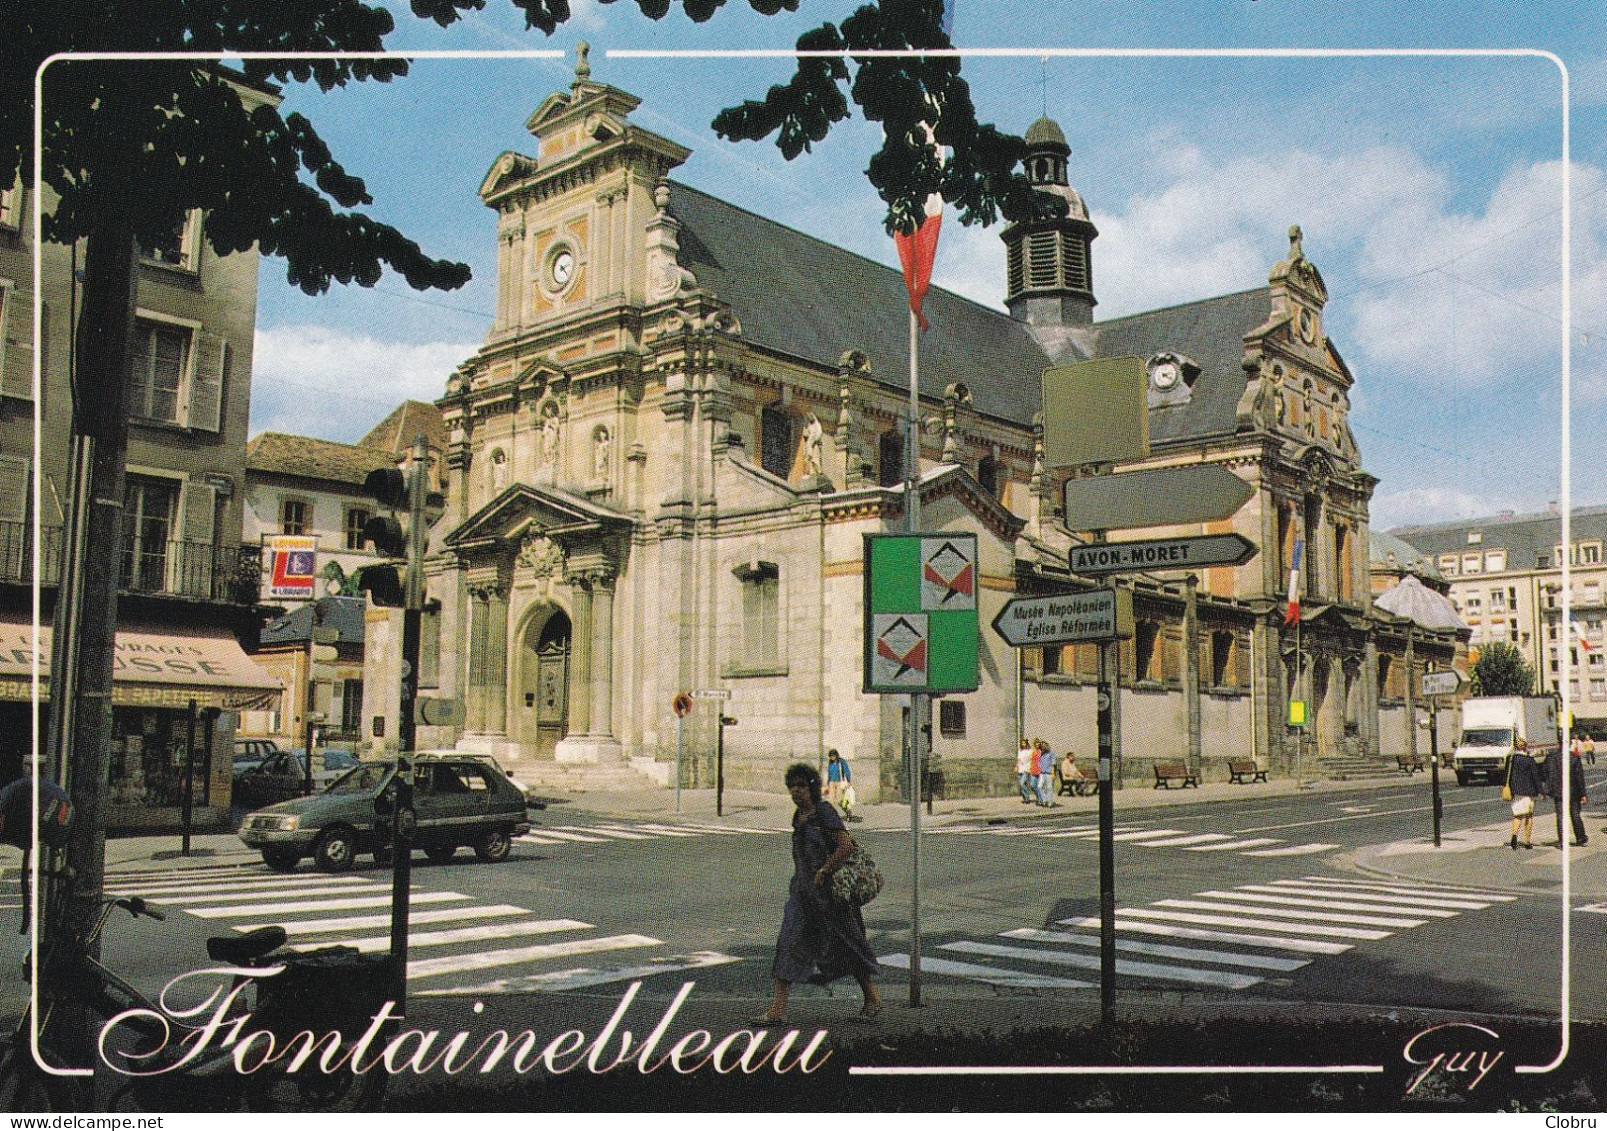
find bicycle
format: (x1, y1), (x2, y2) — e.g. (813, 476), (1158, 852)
(0, 868), (391, 1112)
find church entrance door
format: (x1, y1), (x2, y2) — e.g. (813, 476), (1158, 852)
(519, 609), (571, 759)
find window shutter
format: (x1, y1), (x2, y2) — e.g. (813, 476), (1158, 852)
(0, 455), (28, 523)
(187, 330), (227, 431)
(181, 478), (216, 546)
(0, 286), (35, 401)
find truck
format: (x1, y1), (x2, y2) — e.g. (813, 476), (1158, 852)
(1452, 696), (1561, 786)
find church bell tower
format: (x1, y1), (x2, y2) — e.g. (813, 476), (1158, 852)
(1002, 116), (1098, 341)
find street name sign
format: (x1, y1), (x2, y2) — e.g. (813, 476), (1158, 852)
(991, 588), (1134, 648)
(691, 689), (731, 700)
(1421, 670), (1464, 697)
(1069, 533), (1256, 576)
(1062, 465), (1255, 531)
(864, 533), (979, 693)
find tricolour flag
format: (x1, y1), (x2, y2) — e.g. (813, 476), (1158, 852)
(1284, 538), (1304, 627)
(893, 119), (945, 331)
(1571, 620), (1594, 651)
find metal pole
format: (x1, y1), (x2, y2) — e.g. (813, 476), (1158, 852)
(181, 699), (197, 857)
(905, 306), (923, 1009)
(389, 434), (429, 1018)
(675, 713), (684, 814)
(1429, 692), (1442, 847)
(716, 714), (726, 817)
(1097, 651), (1116, 1025)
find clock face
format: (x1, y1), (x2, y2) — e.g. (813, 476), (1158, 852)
(550, 249), (575, 288)
(1299, 307), (1317, 343)
(1150, 361), (1180, 391)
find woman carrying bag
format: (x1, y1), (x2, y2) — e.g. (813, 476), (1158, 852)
(1505, 737), (1544, 850)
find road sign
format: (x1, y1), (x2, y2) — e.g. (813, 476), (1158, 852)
(1069, 533), (1257, 576)
(864, 533), (980, 693)
(1063, 465), (1254, 531)
(416, 697), (463, 726)
(672, 692), (694, 717)
(691, 689), (731, 700)
(991, 589), (1135, 648)
(1042, 357), (1149, 469)
(1421, 669), (1464, 697)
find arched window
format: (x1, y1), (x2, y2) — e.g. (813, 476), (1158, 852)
(878, 429), (904, 487)
(977, 456), (1001, 498)
(760, 406), (793, 479)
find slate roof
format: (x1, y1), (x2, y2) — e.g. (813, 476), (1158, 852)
(246, 432), (396, 488)
(667, 182), (1054, 427)
(1093, 288), (1271, 445)
(1369, 527), (1442, 580)
(1373, 574), (1465, 632)
(360, 400), (448, 459)
(260, 596), (367, 647)
(1391, 506), (1607, 572)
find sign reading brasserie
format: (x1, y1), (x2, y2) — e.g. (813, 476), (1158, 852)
(0, 622), (280, 688)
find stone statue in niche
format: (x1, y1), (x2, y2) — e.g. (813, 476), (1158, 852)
(593, 425), (611, 479)
(539, 404), (560, 466)
(803, 413), (823, 476)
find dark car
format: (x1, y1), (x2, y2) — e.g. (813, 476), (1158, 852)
(231, 737), (281, 775)
(238, 756), (532, 873)
(232, 748), (360, 811)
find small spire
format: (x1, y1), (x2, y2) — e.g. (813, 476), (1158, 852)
(1288, 224), (1304, 260)
(574, 40), (591, 87)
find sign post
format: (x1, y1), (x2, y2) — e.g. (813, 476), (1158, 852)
(1421, 668), (1463, 847)
(672, 692), (693, 814)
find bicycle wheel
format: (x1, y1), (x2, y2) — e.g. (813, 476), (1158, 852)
(244, 1064), (387, 1112)
(0, 1040), (90, 1112)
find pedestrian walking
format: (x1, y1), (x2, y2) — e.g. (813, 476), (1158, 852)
(1545, 743), (1590, 847)
(1506, 737), (1544, 850)
(824, 748), (850, 806)
(1586, 734), (1597, 766)
(1034, 739), (1057, 807)
(756, 762), (881, 1024)
(1017, 739), (1036, 804)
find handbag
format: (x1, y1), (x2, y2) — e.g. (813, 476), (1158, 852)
(1501, 758), (1514, 803)
(828, 840), (884, 907)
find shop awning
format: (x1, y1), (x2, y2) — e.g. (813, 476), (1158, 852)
(0, 618), (283, 710)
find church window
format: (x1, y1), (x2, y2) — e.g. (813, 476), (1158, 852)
(939, 700), (966, 738)
(878, 429), (904, 487)
(736, 561), (780, 669)
(761, 406), (793, 479)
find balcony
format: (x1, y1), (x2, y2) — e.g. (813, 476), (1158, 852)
(120, 538), (261, 604)
(0, 522), (64, 586)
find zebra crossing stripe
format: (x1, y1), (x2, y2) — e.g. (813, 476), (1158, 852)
(1154, 898), (1425, 928)
(665, 823), (767, 835)
(1241, 884), (1489, 912)
(407, 933), (661, 980)
(523, 829), (610, 843)
(1293, 876), (1516, 901)
(1108, 829), (1188, 842)
(517, 834), (571, 845)
(1579, 903), (1607, 915)
(186, 891), (468, 918)
(562, 825), (654, 840)
(941, 940), (1262, 990)
(1183, 838), (1283, 852)
(1057, 916), (1352, 955)
(108, 863), (264, 881)
(1001, 928), (1310, 972)
(124, 882), (382, 906)
(416, 951), (744, 996)
(1125, 833), (1233, 847)
(105, 875), (374, 897)
(1117, 908), (1391, 940)
(881, 953), (1094, 989)
(1241, 844), (1339, 857)
(292, 918), (592, 954)
(1043, 825), (1148, 839)
(1193, 889), (1462, 919)
(239, 904), (532, 936)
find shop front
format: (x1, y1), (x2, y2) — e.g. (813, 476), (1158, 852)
(0, 618), (282, 829)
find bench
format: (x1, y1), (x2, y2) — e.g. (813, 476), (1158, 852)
(1057, 763), (1098, 797)
(1153, 761), (1200, 789)
(1228, 760), (1268, 784)
(1396, 753), (1425, 774)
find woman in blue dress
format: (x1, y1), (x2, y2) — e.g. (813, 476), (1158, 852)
(757, 762), (881, 1023)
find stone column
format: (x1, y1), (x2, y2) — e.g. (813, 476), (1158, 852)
(590, 574), (616, 741)
(485, 583), (510, 735)
(568, 578), (593, 737)
(466, 587), (489, 733)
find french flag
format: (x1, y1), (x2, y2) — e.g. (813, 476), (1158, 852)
(1284, 538), (1304, 627)
(1572, 620), (1594, 652)
(894, 185), (943, 331)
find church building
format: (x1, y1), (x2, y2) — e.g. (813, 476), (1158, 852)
(364, 52), (1460, 798)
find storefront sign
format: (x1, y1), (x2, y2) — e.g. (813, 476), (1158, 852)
(268, 535), (318, 599)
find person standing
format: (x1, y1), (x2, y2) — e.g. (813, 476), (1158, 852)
(1545, 742), (1589, 847)
(757, 762), (881, 1024)
(1017, 739), (1036, 804)
(1035, 739), (1057, 807)
(1507, 737), (1544, 850)
(824, 749), (849, 806)
(1586, 734), (1598, 766)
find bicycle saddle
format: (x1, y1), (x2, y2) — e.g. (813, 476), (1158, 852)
(207, 926), (289, 964)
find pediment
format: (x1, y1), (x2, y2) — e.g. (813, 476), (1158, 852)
(446, 483), (631, 553)
(524, 83), (642, 140)
(915, 465), (1027, 543)
(479, 150), (538, 200)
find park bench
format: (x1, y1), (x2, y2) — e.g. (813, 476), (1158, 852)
(1152, 761), (1200, 789)
(1056, 762), (1098, 797)
(1396, 753), (1425, 774)
(1228, 760), (1268, 784)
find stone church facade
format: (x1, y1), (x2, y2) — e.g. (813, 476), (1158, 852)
(365, 55), (1458, 798)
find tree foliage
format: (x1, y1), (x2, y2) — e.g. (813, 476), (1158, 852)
(1470, 642), (1536, 697)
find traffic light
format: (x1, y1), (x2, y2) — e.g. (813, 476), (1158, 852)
(362, 514), (407, 556)
(364, 467), (407, 508)
(363, 467), (409, 556)
(358, 564), (404, 607)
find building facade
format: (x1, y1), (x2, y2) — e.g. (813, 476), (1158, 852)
(362, 58), (1457, 796)
(0, 77), (279, 825)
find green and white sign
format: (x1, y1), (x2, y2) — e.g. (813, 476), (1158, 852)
(863, 533), (980, 694)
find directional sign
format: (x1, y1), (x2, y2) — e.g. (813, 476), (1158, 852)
(991, 588), (1135, 648)
(864, 533), (980, 694)
(1421, 669), (1464, 697)
(691, 689), (731, 700)
(1069, 533), (1256, 576)
(1063, 465), (1254, 532)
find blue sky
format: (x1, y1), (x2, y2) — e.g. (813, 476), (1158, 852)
(246, 1), (1607, 531)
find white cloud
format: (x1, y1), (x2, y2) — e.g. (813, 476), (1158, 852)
(250, 326), (476, 442)
(1371, 485), (1535, 531)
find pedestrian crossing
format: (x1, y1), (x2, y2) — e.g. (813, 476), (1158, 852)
(930, 820), (1340, 858)
(881, 874), (1516, 995)
(516, 820), (780, 847)
(102, 861), (740, 996)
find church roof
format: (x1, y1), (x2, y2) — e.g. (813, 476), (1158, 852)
(1093, 287), (1272, 445)
(359, 399), (448, 459)
(1024, 116), (1067, 147)
(666, 182), (1054, 427)
(1373, 573), (1466, 632)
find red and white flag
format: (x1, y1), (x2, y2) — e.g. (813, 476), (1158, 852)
(894, 124), (945, 331)
(1572, 621), (1594, 651)
(1284, 538), (1304, 627)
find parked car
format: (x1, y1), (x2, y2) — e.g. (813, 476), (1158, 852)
(232, 748), (361, 811)
(238, 755), (532, 873)
(231, 737), (281, 775)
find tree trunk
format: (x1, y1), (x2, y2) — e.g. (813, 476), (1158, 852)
(49, 220), (135, 948)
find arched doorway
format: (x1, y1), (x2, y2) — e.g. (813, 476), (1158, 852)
(518, 607), (571, 759)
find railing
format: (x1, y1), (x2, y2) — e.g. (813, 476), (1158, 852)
(0, 521), (64, 586)
(119, 538), (261, 604)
